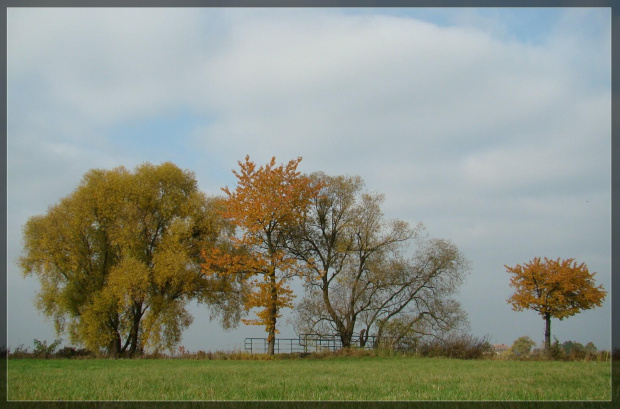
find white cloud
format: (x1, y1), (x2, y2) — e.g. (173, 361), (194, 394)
(9, 8), (219, 126)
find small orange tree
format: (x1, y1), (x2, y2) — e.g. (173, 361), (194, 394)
(201, 156), (321, 354)
(506, 257), (606, 350)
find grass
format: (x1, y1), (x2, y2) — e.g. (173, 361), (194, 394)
(7, 356), (612, 401)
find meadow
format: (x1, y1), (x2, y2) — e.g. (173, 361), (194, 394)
(7, 356), (612, 401)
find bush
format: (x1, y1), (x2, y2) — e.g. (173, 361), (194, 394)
(9, 344), (32, 359)
(562, 340), (585, 356)
(33, 338), (62, 359)
(185, 350), (211, 360)
(560, 340), (604, 361)
(416, 334), (492, 360)
(511, 336), (536, 356)
(55, 346), (94, 359)
(497, 341), (610, 362)
(545, 338), (565, 360)
(137, 349), (169, 359)
(536, 339), (610, 362)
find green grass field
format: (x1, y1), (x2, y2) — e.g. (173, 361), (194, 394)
(7, 356), (612, 401)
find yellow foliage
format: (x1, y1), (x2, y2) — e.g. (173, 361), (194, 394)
(107, 258), (150, 304)
(20, 162), (233, 356)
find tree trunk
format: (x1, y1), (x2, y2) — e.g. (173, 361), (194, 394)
(321, 277), (347, 349)
(127, 303), (143, 357)
(544, 312), (551, 350)
(341, 337), (351, 348)
(108, 332), (121, 358)
(267, 325), (276, 355)
(375, 324), (385, 349)
(340, 325), (354, 349)
(267, 270), (278, 355)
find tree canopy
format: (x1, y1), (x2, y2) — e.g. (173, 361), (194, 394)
(511, 336), (536, 356)
(20, 162), (241, 356)
(201, 156), (321, 354)
(289, 172), (470, 348)
(506, 257), (606, 350)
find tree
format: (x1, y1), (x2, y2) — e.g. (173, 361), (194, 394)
(20, 162), (240, 356)
(201, 156), (321, 354)
(511, 336), (535, 356)
(561, 340), (585, 356)
(506, 257), (606, 350)
(289, 172), (470, 348)
(359, 237), (470, 348)
(584, 342), (597, 353)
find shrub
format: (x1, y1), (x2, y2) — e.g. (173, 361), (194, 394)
(33, 339), (62, 359)
(55, 346), (93, 359)
(9, 344), (32, 359)
(138, 349), (169, 359)
(596, 350), (611, 362)
(416, 334), (492, 359)
(584, 342), (597, 353)
(511, 336), (536, 356)
(193, 350), (211, 360)
(562, 340), (585, 356)
(546, 337), (566, 361)
(447, 334), (492, 359)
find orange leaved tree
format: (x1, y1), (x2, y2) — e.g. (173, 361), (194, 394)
(201, 156), (321, 354)
(506, 257), (606, 350)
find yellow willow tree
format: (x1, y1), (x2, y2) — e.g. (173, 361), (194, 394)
(20, 163), (241, 357)
(506, 257), (606, 350)
(201, 156), (321, 354)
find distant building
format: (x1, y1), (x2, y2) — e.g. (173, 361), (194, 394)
(492, 344), (511, 354)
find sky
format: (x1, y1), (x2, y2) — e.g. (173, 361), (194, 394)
(6, 7), (612, 353)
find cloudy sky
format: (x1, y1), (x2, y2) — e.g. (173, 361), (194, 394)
(7, 7), (611, 352)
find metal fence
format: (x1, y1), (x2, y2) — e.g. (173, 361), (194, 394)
(243, 333), (382, 354)
(244, 338), (306, 354)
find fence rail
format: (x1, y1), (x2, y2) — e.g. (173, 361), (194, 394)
(243, 338), (307, 354)
(244, 334), (391, 354)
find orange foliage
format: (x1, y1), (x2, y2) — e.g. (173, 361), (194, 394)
(201, 156), (321, 349)
(506, 257), (606, 319)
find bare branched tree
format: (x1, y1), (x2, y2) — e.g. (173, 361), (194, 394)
(289, 172), (470, 348)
